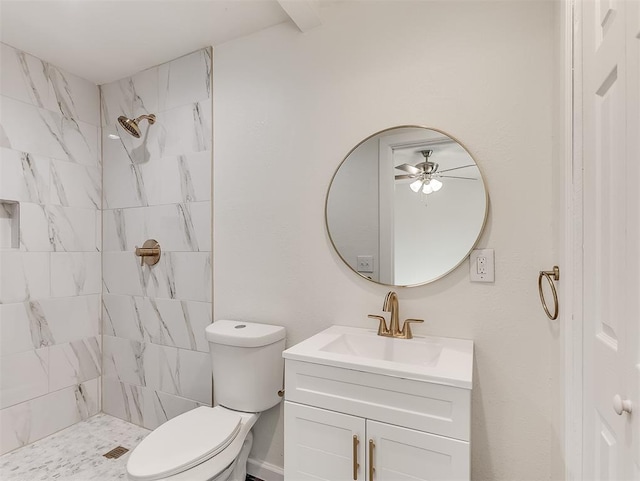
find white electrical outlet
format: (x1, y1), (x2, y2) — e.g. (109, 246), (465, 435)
(356, 255), (374, 273)
(477, 256), (487, 274)
(470, 249), (494, 282)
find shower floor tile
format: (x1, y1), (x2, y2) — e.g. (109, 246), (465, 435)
(0, 414), (150, 480)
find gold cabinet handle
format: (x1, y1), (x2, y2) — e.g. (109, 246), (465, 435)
(352, 435), (359, 480)
(368, 439), (375, 480)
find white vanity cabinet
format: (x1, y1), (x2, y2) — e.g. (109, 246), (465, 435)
(282, 326), (474, 481)
(283, 359), (472, 481)
(285, 401), (469, 481)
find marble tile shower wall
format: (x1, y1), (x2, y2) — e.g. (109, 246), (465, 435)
(0, 43), (101, 455)
(100, 48), (213, 430)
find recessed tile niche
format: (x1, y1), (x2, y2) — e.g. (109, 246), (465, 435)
(0, 200), (19, 249)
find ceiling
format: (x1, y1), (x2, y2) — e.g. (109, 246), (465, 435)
(0, 0), (299, 85)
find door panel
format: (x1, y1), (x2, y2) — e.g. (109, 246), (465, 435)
(625, 0), (640, 474)
(594, 413), (618, 480)
(284, 402), (366, 481)
(582, 0), (638, 478)
(366, 420), (469, 481)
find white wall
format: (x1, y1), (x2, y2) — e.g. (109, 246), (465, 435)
(214, 1), (560, 479)
(0, 43), (101, 455)
(100, 49), (214, 430)
(551, 0), (571, 477)
(326, 137), (380, 280)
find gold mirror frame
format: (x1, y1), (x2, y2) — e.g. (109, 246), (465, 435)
(325, 125), (490, 288)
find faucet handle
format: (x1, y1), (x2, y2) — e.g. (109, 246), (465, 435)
(401, 318), (424, 339)
(367, 314), (389, 336)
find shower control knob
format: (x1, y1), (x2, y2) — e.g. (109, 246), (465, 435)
(613, 394), (632, 415)
(134, 239), (161, 266)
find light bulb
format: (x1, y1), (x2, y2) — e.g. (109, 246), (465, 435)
(431, 179), (443, 191)
(422, 182), (434, 194)
(410, 179), (423, 192)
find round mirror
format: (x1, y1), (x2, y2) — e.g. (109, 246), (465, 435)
(326, 126), (488, 287)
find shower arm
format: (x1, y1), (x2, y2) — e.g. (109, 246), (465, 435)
(135, 114), (156, 124)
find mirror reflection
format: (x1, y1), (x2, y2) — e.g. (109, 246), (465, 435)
(326, 126), (488, 287)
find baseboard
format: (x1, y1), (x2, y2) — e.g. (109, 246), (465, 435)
(247, 457), (284, 481)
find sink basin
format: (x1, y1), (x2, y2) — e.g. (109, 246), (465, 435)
(283, 325), (473, 388)
(319, 331), (443, 366)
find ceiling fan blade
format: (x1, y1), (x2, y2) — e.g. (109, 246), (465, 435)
(438, 175), (478, 180)
(437, 164), (476, 173)
(395, 163), (421, 175)
(395, 174), (418, 180)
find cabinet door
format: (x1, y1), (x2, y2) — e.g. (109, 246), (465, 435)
(366, 420), (470, 481)
(285, 401), (366, 481)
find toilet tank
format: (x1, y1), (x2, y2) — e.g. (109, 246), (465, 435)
(206, 320), (286, 413)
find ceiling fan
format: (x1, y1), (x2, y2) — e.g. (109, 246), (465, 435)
(394, 150), (477, 194)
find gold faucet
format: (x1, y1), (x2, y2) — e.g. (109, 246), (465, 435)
(368, 291), (424, 339)
(383, 291), (400, 337)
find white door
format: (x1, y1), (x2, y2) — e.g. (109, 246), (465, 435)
(366, 420), (469, 481)
(582, 0), (639, 478)
(284, 402), (366, 481)
(626, 3), (640, 477)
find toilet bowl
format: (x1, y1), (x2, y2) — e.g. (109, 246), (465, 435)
(127, 406), (258, 481)
(126, 320), (286, 481)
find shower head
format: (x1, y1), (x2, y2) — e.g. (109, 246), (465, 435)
(117, 114), (156, 138)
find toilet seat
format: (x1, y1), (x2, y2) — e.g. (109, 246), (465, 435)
(127, 406), (242, 481)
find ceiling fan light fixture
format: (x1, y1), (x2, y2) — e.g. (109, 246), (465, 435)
(431, 179), (443, 192)
(422, 182), (434, 194)
(410, 179), (423, 192)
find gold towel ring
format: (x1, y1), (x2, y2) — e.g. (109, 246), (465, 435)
(538, 266), (560, 320)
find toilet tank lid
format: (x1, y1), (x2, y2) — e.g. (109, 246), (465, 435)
(206, 320), (286, 347)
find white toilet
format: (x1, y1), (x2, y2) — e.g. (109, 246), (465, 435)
(126, 320), (286, 481)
